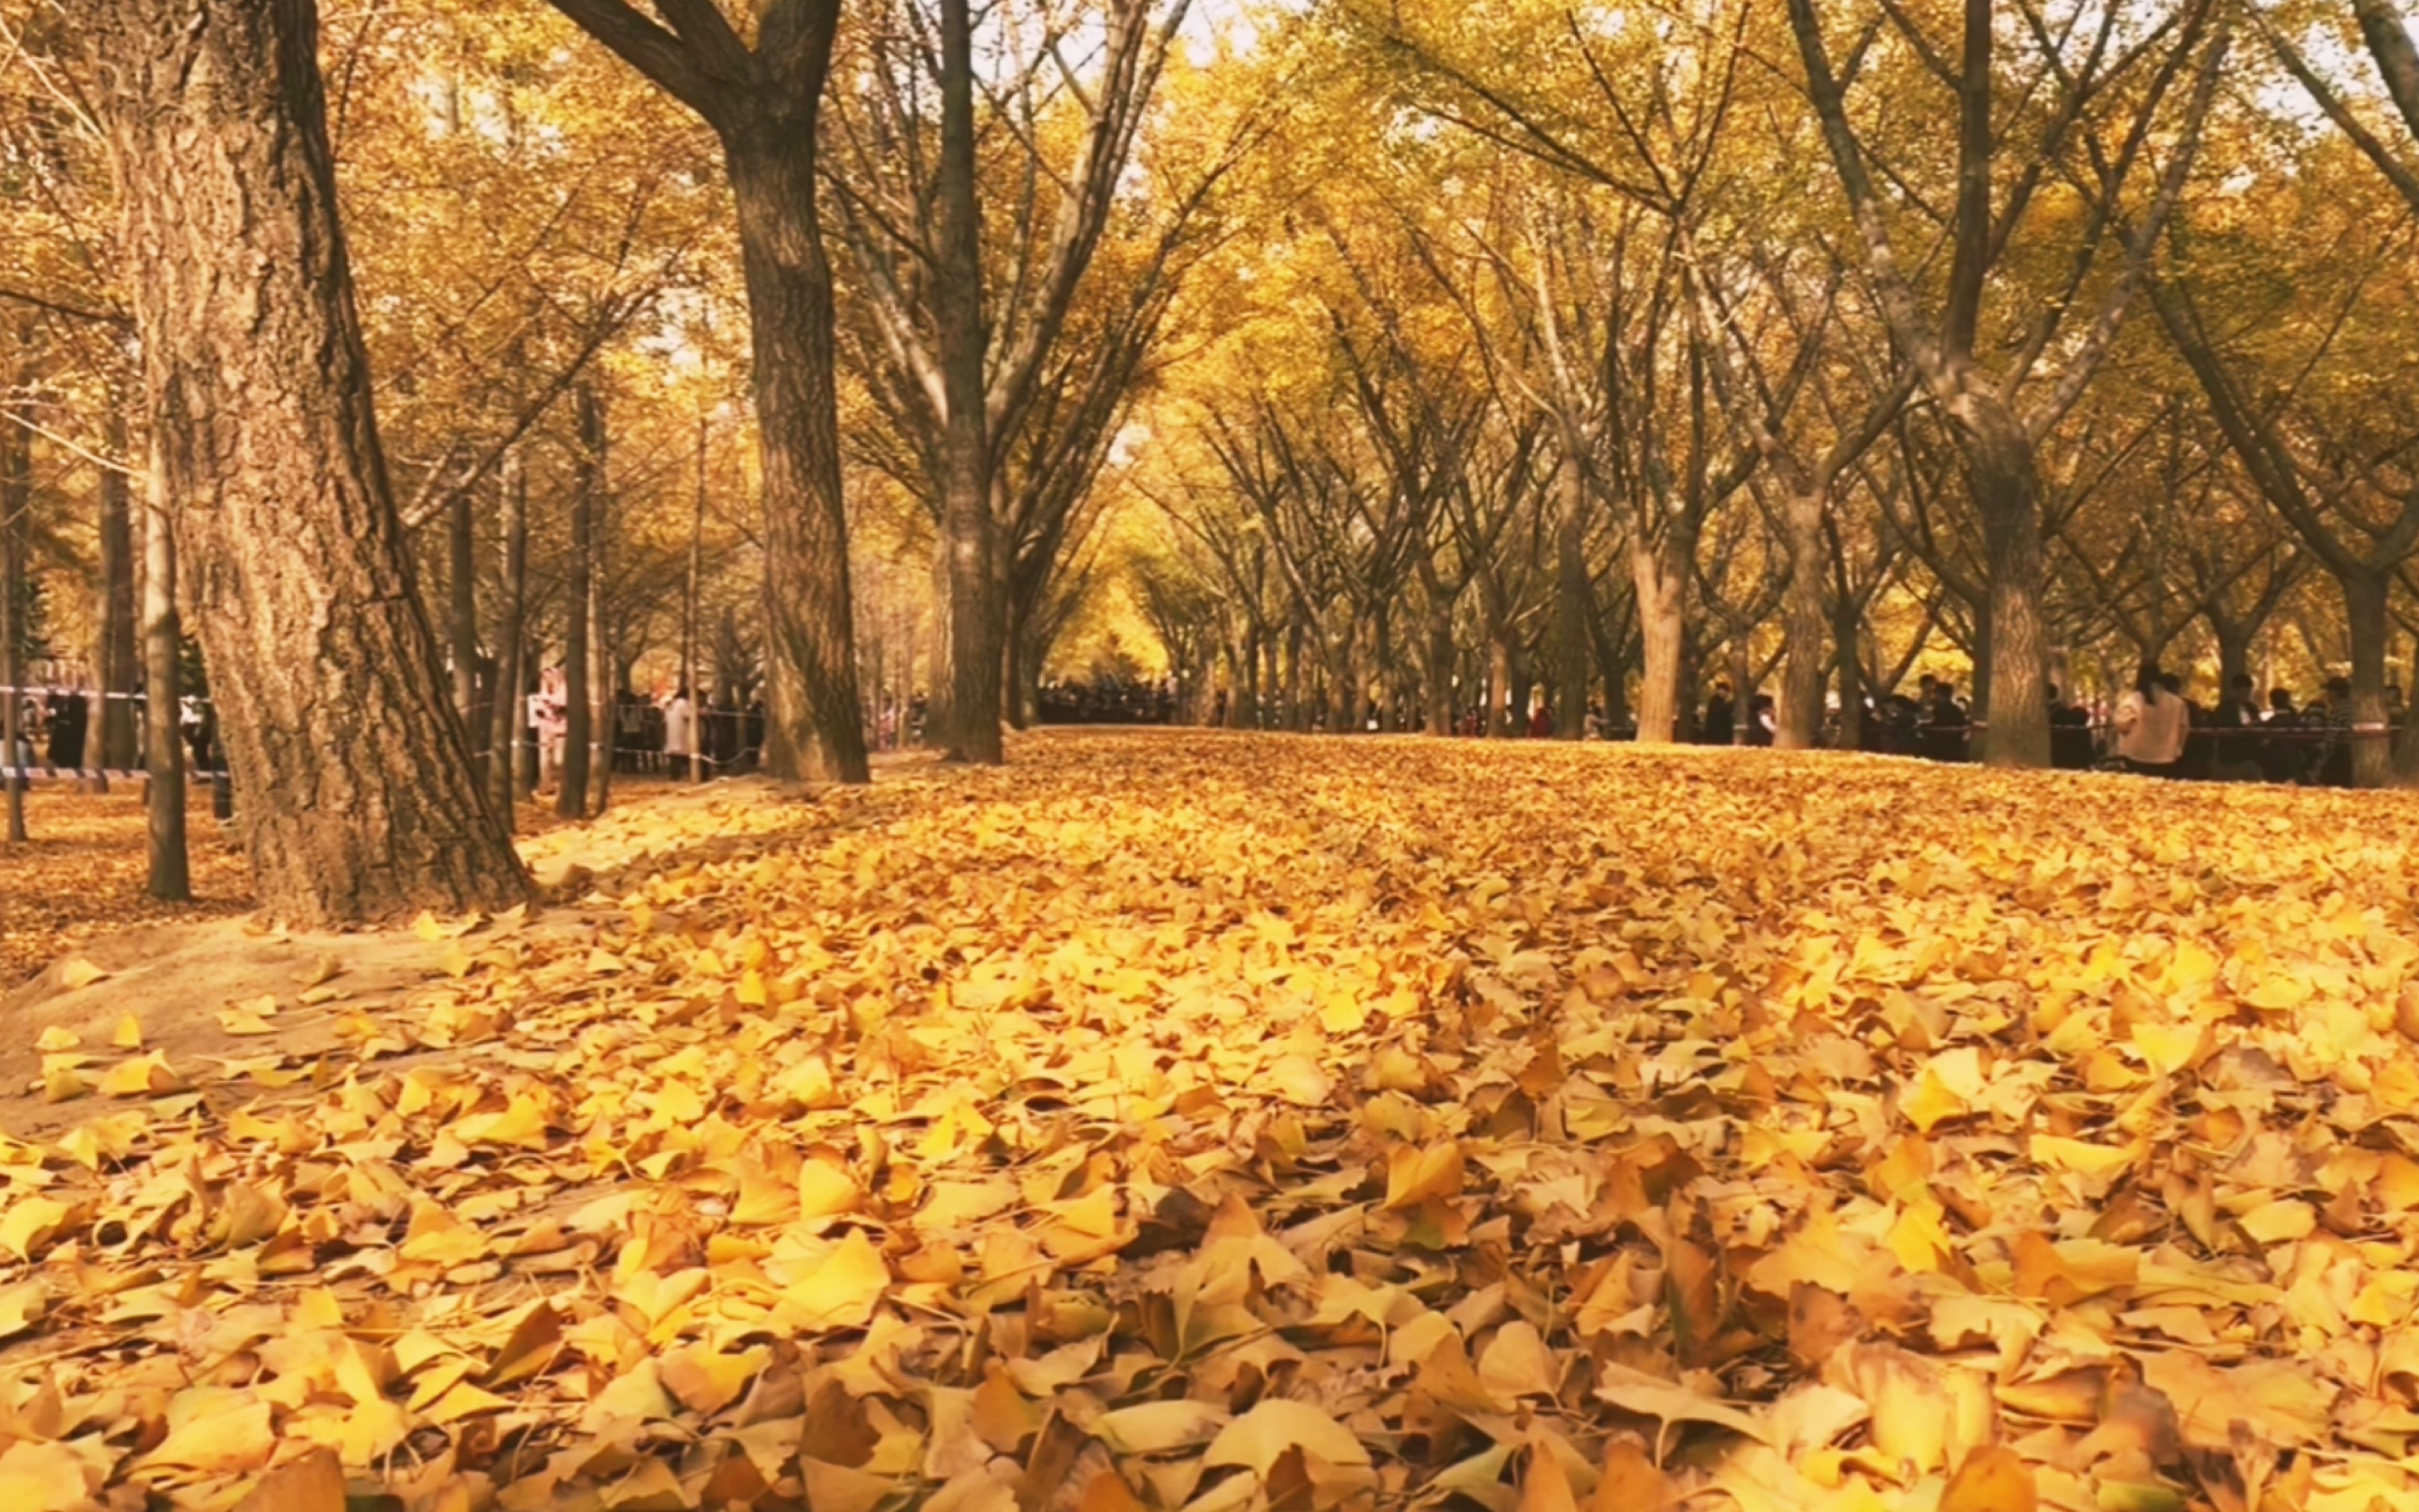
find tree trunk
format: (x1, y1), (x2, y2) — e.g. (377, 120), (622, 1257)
(2345, 569), (2394, 789)
(1778, 489), (1828, 749)
(98, 0), (525, 924)
(486, 444), (528, 829)
(140, 434), (189, 899)
(686, 415), (705, 784)
(1283, 619), (1305, 731)
(2212, 622), (2252, 708)
(1728, 632), (1753, 747)
(1487, 628), (1514, 738)
(1956, 397), (2051, 767)
(98, 407), (140, 771)
(586, 421), (612, 817)
(1, 395), (25, 843)
(1633, 531), (1688, 744)
(935, 0), (1001, 764)
(1555, 454), (1590, 738)
(725, 127), (871, 784)
(558, 383), (598, 819)
(1001, 585), (1036, 731)
(1833, 602), (1864, 750)
(1331, 621), (1358, 733)
(1426, 600), (1455, 736)
(449, 487), (479, 758)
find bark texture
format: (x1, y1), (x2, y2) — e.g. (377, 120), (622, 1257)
(728, 133), (871, 783)
(96, 0), (527, 924)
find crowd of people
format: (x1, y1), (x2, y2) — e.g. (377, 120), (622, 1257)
(8, 656), (2398, 796)
(522, 670), (767, 788)
(1043, 675), (1181, 725)
(4, 675), (225, 779)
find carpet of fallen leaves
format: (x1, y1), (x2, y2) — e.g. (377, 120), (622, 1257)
(4, 731), (2419, 1512)
(0, 784), (682, 990)
(0, 790), (251, 988)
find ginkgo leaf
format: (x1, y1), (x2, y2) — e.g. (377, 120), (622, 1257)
(773, 1229), (890, 1330)
(55, 957), (107, 989)
(1592, 1364), (1768, 1444)
(140, 1397), (276, 1473)
(1204, 1398), (1372, 1474)
(1941, 1445), (2037, 1512)
(1095, 1399), (1230, 1455)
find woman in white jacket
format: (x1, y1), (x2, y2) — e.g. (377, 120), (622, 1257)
(663, 685), (699, 781)
(2113, 660), (2188, 775)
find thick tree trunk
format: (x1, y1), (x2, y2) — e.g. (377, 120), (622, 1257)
(558, 383), (598, 819)
(486, 445), (527, 829)
(1778, 490), (1829, 749)
(1555, 455), (1590, 739)
(2344, 569), (2394, 789)
(1633, 532), (1689, 744)
(98, 0), (525, 924)
(1955, 397), (2051, 767)
(725, 129), (871, 784)
(98, 408), (140, 771)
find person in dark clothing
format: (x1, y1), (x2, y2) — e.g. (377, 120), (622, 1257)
(2317, 676), (2356, 788)
(47, 688), (89, 772)
(2208, 674), (2263, 780)
(1702, 682), (1735, 746)
(2166, 674), (2214, 780)
(1746, 693), (1776, 747)
(1922, 682), (1970, 762)
(2262, 689), (2305, 784)
(2049, 687), (2094, 770)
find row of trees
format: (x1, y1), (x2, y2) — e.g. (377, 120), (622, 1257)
(4, 0), (1241, 923)
(12, 0), (2419, 929)
(1125, 0), (2419, 789)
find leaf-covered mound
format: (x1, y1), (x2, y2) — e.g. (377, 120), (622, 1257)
(1, 731), (2416, 1512)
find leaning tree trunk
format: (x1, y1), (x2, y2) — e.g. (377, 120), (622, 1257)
(1778, 489), (1829, 749)
(97, 0), (526, 924)
(2343, 569), (2395, 789)
(725, 125), (871, 784)
(485, 445), (528, 830)
(1632, 530), (1689, 745)
(139, 437), (188, 900)
(1955, 397), (2052, 768)
(98, 407), (140, 771)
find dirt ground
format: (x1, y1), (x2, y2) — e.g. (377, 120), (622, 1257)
(0, 776), (716, 989)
